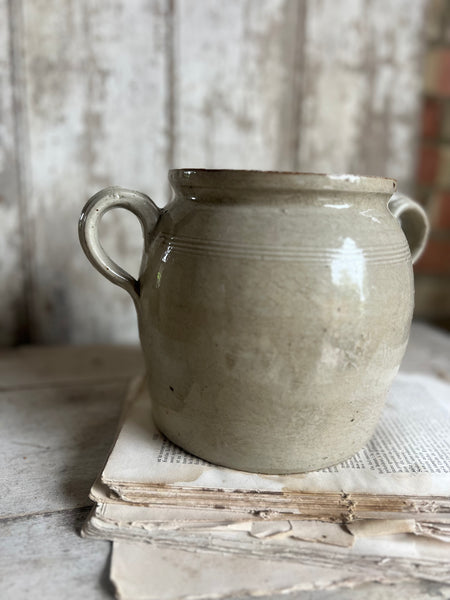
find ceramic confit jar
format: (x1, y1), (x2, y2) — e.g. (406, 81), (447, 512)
(79, 170), (429, 474)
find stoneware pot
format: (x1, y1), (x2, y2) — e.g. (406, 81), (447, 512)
(79, 170), (429, 474)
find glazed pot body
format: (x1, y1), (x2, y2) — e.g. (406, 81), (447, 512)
(79, 171), (429, 474)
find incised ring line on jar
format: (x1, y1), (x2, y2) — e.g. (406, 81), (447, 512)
(79, 170), (429, 474)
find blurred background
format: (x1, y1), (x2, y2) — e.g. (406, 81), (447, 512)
(0, 0), (448, 346)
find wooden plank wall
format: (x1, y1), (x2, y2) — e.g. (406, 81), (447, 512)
(0, 0), (27, 344)
(2, 0), (427, 345)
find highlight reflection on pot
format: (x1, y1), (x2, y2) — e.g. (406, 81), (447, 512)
(79, 171), (429, 474)
(330, 237), (366, 302)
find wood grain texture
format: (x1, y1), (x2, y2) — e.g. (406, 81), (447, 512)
(21, 0), (170, 343)
(0, 344), (143, 389)
(0, 508), (113, 599)
(297, 0), (427, 192)
(2, 512), (449, 600)
(0, 0), (27, 344)
(1, 381), (126, 518)
(0, 345), (143, 598)
(0, 346), (142, 519)
(1, 331), (449, 599)
(172, 0), (300, 171)
(2, 0), (429, 344)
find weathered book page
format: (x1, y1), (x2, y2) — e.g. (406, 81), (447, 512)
(83, 503), (355, 547)
(110, 529), (450, 600)
(102, 373), (450, 497)
(110, 541), (355, 600)
(83, 501), (450, 546)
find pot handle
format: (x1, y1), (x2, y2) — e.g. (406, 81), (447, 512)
(388, 192), (429, 264)
(79, 186), (161, 303)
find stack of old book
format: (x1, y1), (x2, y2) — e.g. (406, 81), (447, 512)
(83, 373), (450, 600)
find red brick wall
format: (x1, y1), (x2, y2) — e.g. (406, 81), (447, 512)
(414, 0), (450, 328)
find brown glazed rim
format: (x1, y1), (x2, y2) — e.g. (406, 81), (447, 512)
(169, 169), (397, 194)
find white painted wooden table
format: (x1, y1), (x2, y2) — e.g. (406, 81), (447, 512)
(1, 322), (450, 600)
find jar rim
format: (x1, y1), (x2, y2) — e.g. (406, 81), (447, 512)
(168, 169), (397, 194)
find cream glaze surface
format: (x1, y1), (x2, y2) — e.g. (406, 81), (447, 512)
(79, 170), (429, 473)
